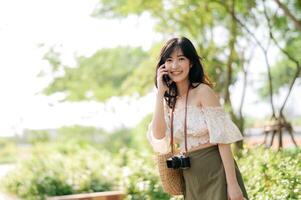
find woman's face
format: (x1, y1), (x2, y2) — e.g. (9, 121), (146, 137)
(164, 48), (192, 83)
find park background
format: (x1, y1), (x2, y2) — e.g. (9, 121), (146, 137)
(0, 0), (300, 199)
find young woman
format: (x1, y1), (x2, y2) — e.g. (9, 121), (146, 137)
(146, 37), (249, 200)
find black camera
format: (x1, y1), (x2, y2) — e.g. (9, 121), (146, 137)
(166, 155), (190, 169)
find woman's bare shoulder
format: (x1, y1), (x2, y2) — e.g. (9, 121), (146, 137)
(195, 83), (220, 107)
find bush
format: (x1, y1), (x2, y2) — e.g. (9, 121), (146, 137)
(25, 130), (50, 144)
(237, 146), (301, 200)
(1, 143), (118, 200)
(116, 148), (171, 200)
(0, 138), (17, 164)
(1, 141), (171, 200)
(1, 141), (300, 200)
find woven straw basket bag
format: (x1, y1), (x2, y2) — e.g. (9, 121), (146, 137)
(155, 150), (184, 195)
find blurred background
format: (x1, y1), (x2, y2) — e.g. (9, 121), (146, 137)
(0, 0), (300, 199)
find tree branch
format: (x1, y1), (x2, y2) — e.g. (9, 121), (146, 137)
(263, 0), (301, 114)
(213, 0), (276, 117)
(224, 0), (237, 111)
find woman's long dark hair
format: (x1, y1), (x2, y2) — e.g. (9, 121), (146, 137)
(155, 37), (214, 109)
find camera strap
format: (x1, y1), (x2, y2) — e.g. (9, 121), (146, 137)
(170, 85), (190, 155)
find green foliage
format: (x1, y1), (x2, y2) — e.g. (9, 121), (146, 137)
(2, 141), (300, 200)
(43, 47), (148, 101)
(1, 143), (117, 200)
(0, 114), (166, 199)
(257, 0), (301, 99)
(40, 0), (301, 121)
(91, 0), (301, 104)
(98, 128), (133, 154)
(116, 148), (171, 200)
(92, 0), (257, 95)
(259, 59), (301, 99)
(92, 0), (164, 18)
(237, 146), (301, 200)
(129, 113), (153, 152)
(0, 142), (170, 200)
(24, 126), (108, 146)
(0, 138), (17, 164)
(23, 115), (153, 155)
(56, 125), (104, 144)
(25, 130), (50, 144)
(41, 0), (261, 103)
(52, 122), (152, 154)
(120, 42), (163, 96)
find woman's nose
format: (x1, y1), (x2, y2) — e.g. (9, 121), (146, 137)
(171, 61), (178, 68)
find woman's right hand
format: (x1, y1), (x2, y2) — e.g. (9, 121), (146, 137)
(156, 64), (169, 95)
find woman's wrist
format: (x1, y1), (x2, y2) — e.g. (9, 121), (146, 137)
(226, 178), (239, 185)
(225, 170), (239, 185)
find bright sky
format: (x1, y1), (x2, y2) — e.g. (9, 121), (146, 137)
(0, 0), (162, 136)
(0, 0), (300, 137)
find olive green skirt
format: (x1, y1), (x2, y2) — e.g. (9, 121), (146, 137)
(181, 145), (249, 200)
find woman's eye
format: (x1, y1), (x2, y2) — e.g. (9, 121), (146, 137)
(179, 57), (185, 61)
(166, 59), (172, 62)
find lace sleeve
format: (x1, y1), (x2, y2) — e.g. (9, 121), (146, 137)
(146, 103), (171, 154)
(202, 106), (243, 144)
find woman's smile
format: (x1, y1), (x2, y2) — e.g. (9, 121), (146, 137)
(171, 71), (183, 75)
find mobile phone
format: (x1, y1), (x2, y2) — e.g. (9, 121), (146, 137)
(162, 65), (170, 86)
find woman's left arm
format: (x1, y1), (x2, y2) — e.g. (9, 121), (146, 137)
(218, 144), (244, 200)
(197, 84), (244, 200)
(218, 144), (237, 184)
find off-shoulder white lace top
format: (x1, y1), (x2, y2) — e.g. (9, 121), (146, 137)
(146, 104), (243, 154)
